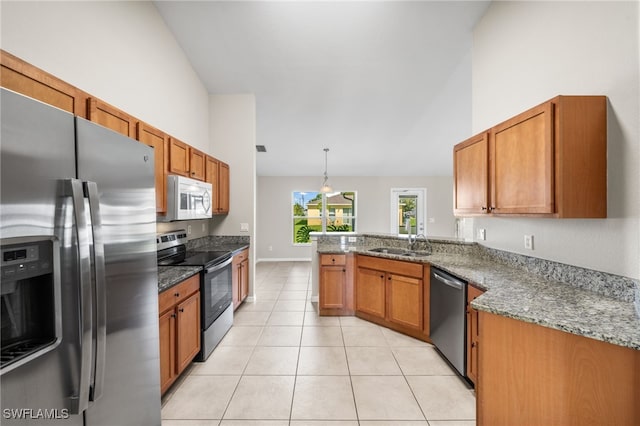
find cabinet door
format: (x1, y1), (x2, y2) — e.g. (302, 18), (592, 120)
(320, 265), (346, 309)
(217, 162), (230, 214)
(454, 132), (489, 215)
(491, 102), (554, 214)
(240, 258), (249, 301)
(176, 292), (201, 374)
(356, 267), (386, 319)
(158, 309), (176, 395)
(387, 274), (423, 330)
(232, 255), (241, 310)
(169, 137), (190, 177)
(1, 50), (87, 116)
(466, 284), (484, 386)
(87, 97), (136, 138)
(206, 155), (219, 209)
(137, 122), (168, 213)
(189, 147), (206, 181)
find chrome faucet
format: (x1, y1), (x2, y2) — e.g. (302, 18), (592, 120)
(408, 233), (432, 253)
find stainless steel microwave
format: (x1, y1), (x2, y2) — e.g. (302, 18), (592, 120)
(159, 175), (212, 221)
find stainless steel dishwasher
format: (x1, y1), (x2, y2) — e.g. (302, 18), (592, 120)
(430, 267), (467, 376)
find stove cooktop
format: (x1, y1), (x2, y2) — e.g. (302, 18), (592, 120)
(180, 250), (231, 267)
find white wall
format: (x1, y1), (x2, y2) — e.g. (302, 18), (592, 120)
(0, 1), (210, 151)
(472, 1), (639, 278)
(257, 175), (456, 261)
(208, 94), (257, 297)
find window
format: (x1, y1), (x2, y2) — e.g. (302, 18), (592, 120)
(292, 191), (357, 244)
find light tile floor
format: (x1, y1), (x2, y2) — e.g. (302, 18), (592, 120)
(162, 261), (476, 426)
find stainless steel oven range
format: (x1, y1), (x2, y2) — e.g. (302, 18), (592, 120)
(157, 230), (233, 361)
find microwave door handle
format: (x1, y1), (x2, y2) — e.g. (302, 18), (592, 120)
(66, 179), (93, 415)
(85, 182), (106, 402)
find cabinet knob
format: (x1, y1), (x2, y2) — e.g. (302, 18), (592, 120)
(171, 313), (176, 318)
(179, 308), (184, 313)
(481, 206), (488, 211)
(174, 292), (180, 297)
(380, 275), (384, 278)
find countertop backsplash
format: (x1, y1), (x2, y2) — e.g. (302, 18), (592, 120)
(187, 235), (250, 251)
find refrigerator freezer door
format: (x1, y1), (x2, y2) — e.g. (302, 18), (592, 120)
(1, 89), (84, 425)
(75, 118), (161, 426)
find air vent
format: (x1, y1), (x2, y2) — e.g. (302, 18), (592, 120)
(256, 145), (267, 152)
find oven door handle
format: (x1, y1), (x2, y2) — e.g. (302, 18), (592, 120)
(206, 256), (233, 273)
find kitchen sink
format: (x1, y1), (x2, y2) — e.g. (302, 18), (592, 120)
(368, 247), (430, 257)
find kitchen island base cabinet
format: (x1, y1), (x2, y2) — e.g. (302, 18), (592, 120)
(478, 312), (640, 426)
(319, 254), (354, 316)
(158, 274), (201, 395)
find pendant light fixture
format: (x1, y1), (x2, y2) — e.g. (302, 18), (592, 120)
(320, 147), (333, 193)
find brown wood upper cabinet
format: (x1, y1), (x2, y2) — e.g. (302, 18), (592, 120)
(87, 97), (136, 138)
(168, 138), (208, 182)
(453, 96), (607, 218)
(206, 155), (230, 214)
(168, 137), (190, 177)
(189, 147), (206, 181)
(137, 122), (168, 214)
(1, 50), (88, 117)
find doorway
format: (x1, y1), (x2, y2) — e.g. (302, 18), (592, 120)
(390, 188), (427, 236)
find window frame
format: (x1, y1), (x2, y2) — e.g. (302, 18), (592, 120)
(291, 190), (357, 245)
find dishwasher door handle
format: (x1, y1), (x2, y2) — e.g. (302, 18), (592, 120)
(433, 272), (464, 290)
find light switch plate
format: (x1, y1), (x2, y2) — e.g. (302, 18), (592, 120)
(240, 223), (249, 232)
(348, 236), (357, 243)
(477, 228), (486, 241)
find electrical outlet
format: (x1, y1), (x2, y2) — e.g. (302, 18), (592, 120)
(187, 225), (192, 235)
(524, 234), (534, 250)
(348, 236), (357, 243)
(268, 245), (273, 251)
(240, 223), (249, 232)
(202, 223), (206, 232)
(477, 228), (486, 241)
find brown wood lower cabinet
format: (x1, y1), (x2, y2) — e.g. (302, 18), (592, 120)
(466, 284), (484, 386)
(478, 311), (640, 426)
(319, 254), (354, 315)
(354, 255), (429, 340)
(232, 248), (250, 310)
(158, 274), (201, 395)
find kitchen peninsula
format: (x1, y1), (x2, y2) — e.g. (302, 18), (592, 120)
(315, 233), (640, 425)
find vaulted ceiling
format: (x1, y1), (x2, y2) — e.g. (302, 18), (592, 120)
(154, 1), (490, 176)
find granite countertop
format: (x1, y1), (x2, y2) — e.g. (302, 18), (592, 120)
(196, 243), (249, 254)
(158, 265), (202, 293)
(318, 244), (640, 350)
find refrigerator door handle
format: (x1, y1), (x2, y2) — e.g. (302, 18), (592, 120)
(85, 181), (107, 402)
(67, 179), (93, 415)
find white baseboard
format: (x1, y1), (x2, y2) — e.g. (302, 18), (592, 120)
(256, 258), (312, 263)
(245, 296), (256, 303)
(310, 295), (319, 303)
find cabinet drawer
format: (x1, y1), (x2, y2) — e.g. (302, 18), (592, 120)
(320, 254), (346, 266)
(159, 274), (200, 313)
(357, 255), (423, 278)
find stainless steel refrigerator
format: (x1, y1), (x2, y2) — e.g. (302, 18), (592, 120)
(0, 88), (161, 425)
